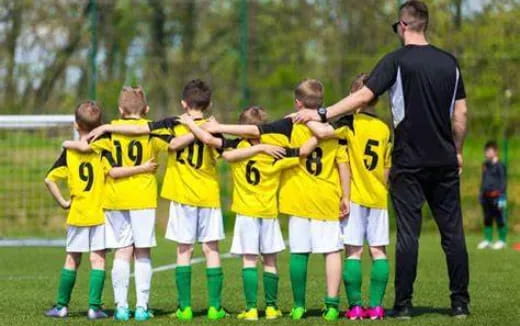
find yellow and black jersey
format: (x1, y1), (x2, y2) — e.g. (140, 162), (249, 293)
(332, 113), (392, 209)
(46, 149), (111, 226)
(223, 138), (300, 218)
(258, 118), (348, 221)
(148, 117), (222, 208)
(90, 118), (172, 210)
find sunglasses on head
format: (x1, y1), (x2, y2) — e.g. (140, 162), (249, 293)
(392, 20), (410, 33)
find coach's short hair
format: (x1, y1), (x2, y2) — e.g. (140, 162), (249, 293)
(399, 1), (429, 32)
(239, 106), (268, 125)
(182, 79), (212, 111)
(75, 100), (102, 132)
(118, 86), (148, 115)
(294, 79), (324, 110)
(350, 73), (378, 107)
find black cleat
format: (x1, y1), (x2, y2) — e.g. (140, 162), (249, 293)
(451, 305), (470, 319)
(390, 305), (412, 320)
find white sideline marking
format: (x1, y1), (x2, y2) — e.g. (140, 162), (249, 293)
(0, 238), (66, 247)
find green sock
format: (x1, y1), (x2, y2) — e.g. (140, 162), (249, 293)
(343, 259), (362, 306)
(498, 226), (508, 242)
(369, 259), (389, 307)
(289, 253), (309, 308)
(324, 296), (340, 309)
(484, 226), (493, 242)
(242, 268), (258, 309)
(56, 268), (77, 307)
(206, 267), (223, 309)
(176, 265), (192, 309)
(264, 272), (279, 307)
(88, 269), (105, 310)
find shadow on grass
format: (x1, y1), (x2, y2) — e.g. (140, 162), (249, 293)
(409, 306), (452, 317)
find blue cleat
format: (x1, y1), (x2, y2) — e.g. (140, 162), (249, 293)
(87, 308), (109, 320)
(45, 305), (68, 318)
(114, 307), (131, 321)
(135, 306), (154, 321)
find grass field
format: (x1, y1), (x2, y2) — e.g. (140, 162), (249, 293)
(1, 232), (519, 326)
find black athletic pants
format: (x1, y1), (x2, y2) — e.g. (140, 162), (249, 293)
(390, 166), (470, 308)
(481, 197), (505, 228)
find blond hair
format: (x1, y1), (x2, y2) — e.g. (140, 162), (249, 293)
(239, 106), (268, 125)
(294, 79), (324, 109)
(118, 86), (148, 116)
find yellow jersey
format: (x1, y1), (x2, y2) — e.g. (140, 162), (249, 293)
(91, 118), (172, 210)
(46, 149), (110, 226)
(259, 118), (349, 221)
(223, 138), (300, 218)
(148, 117), (222, 207)
(332, 113), (392, 209)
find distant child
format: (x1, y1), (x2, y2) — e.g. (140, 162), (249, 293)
(477, 140), (507, 250)
(306, 73), (392, 320)
(178, 106), (317, 320)
(63, 87), (183, 321)
(44, 101), (153, 320)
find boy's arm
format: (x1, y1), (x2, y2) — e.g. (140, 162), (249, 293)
(44, 179), (71, 209)
(384, 135), (393, 186)
(62, 140), (92, 153)
(337, 162), (351, 219)
(202, 118), (260, 138)
(298, 136), (319, 157)
(306, 121), (335, 139)
(168, 133), (196, 152)
(108, 158), (159, 179)
(179, 115), (223, 148)
(88, 124), (151, 141)
(222, 144), (286, 163)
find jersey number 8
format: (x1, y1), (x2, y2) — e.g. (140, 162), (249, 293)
(306, 147), (323, 176)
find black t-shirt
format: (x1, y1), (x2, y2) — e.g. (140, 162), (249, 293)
(366, 44), (466, 168)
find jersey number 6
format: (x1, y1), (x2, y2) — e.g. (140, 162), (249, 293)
(245, 160), (260, 185)
(79, 162), (94, 191)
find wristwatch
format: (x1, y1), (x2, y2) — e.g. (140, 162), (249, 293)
(318, 107), (328, 123)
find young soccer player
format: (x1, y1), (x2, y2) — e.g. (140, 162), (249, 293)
(478, 140), (507, 250)
(45, 101), (156, 320)
(178, 106), (318, 320)
(203, 79), (351, 321)
(63, 87), (192, 321)
(306, 73), (392, 320)
(86, 80), (228, 321)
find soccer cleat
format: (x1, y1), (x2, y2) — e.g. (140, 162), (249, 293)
(237, 308), (259, 321)
(265, 306), (283, 320)
(207, 306), (227, 320)
(345, 305), (364, 320)
(492, 240), (506, 250)
(45, 306), (68, 318)
(477, 240), (491, 249)
(451, 305), (470, 319)
(114, 307), (131, 321)
(135, 306), (154, 321)
(322, 307), (340, 321)
(289, 307), (306, 320)
(87, 308), (109, 320)
(390, 305), (412, 320)
(173, 306), (193, 321)
(365, 306), (385, 320)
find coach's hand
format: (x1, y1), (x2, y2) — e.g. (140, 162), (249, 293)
(293, 109), (320, 124)
(457, 153), (464, 175)
(340, 196), (350, 219)
(142, 158), (159, 173)
(260, 145), (286, 160)
(87, 124), (110, 142)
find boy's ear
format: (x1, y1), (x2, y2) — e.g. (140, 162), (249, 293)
(295, 99), (303, 109)
(181, 100), (188, 110)
(118, 106), (124, 116)
(145, 105), (150, 115)
(73, 122), (79, 132)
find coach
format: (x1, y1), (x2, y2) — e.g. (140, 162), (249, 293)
(295, 0), (470, 319)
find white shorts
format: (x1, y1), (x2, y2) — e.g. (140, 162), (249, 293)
(165, 201), (225, 244)
(289, 216), (343, 254)
(341, 202), (389, 246)
(105, 209), (157, 249)
(66, 225), (106, 253)
(230, 215), (286, 255)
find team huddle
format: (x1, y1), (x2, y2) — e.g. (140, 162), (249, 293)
(44, 76), (392, 321)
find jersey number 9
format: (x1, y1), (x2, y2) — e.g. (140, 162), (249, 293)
(364, 139), (379, 171)
(79, 162), (94, 191)
(245, 160), (260, 185)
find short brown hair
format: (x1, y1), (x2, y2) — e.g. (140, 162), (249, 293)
(75, 101), (102, 132)
(182, 79), (212, 111)
(294, 79), (324, 109)
(399, 1), (429, 32)
(350, 73), (378, 107)
(118, 86), (148, 115)
(239, 106), (268, 125)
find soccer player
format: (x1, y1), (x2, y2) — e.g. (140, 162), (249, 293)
(477, 140), (507, 250)
(86, 80), (228, 321)
(203, 79), (351, 321)
(178, 106), (318, 320)
(63, 87), (192, 321)
(44, 101), (155, 320)
(306, 74), (392, 320)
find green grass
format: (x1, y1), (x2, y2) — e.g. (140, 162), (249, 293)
(1, 232), (519, 325)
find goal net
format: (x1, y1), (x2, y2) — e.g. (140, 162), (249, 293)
(0, 115), (76, 236)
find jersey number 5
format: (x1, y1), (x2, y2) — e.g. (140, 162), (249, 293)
(306, 147), (323, 176)
(364, 139), (379, 171)
(113, 140), (143, 166)
(245, 160), (260, 185)
(79, 162), (94, 191)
